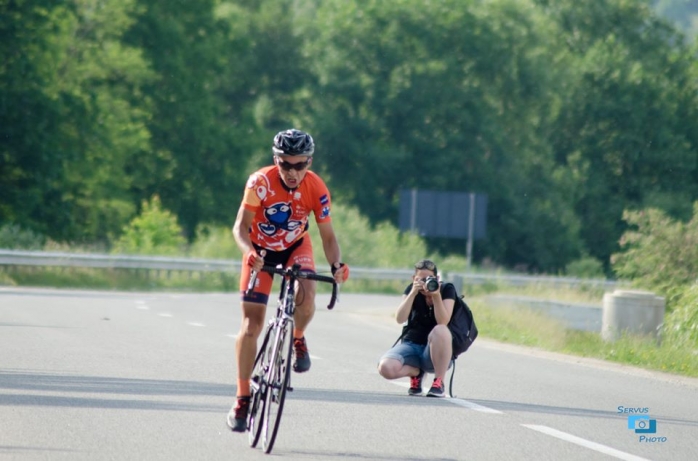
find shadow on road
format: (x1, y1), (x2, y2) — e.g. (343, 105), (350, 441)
(0, 370), (231, 412)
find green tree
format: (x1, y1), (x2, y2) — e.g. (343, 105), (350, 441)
(1, 0), (71, 234)
(124, 0), (305, 239)
(303, 0), (582, 271)
(1, 0), (154, 242)
(541, 0), (698, 268)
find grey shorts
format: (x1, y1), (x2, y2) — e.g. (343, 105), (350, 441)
(380, 340), (452, 374)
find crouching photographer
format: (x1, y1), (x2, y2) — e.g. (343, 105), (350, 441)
(376, 259), (456, 397)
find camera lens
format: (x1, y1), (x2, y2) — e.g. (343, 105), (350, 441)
(425, 276), (439, 292)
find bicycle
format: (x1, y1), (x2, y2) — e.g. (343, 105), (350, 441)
(244, 263), (339, 454)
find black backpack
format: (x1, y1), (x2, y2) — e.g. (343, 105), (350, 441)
(446, 283), (478, 358)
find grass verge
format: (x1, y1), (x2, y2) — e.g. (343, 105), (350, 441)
(471, 299), (698, 378)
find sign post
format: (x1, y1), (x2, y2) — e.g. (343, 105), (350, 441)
(466, 192), (475, 269)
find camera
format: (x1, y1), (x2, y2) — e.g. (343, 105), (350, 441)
(424, 276), (439, 292)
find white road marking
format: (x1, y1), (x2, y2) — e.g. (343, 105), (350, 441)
(388, 381), (502, 413)
(158, 313), (172, 318)
(227, 334), (238, 339)
(309, 354), (322, 360)
(187, 322), (205, 327)
(522, 425), (651, 461)
(134, 300), (149, 310)
(447, 398), (503, 414)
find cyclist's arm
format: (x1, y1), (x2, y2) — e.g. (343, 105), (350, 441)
(232, 204), (258, 257)
(316, 221), (341, 267)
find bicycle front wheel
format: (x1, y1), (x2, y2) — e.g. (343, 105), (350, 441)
(261, 319), (294, 454)
(248, 324), (273, 448)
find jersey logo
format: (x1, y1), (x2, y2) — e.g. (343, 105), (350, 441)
(246, 173), (274, 200)
(258, 202), (303, 236)
(320, 194), (329, 205)
(320, 206), (331, 219)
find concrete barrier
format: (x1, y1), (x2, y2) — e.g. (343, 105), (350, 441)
(601, 290), (665, 342)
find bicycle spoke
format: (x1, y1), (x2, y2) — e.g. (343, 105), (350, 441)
(262, 320), (293, 454)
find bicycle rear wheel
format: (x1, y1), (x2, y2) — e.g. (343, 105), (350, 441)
(247, 325), (272, 448)
(261, 319), (294, 454)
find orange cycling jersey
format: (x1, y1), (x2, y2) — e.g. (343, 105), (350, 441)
(243, 165), (332, 252)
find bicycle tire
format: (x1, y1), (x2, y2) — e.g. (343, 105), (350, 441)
(247, 325), (273, 448)
(261, 319), (294, 454)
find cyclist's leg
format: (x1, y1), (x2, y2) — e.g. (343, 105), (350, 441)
(228, 263), (273, 432)
(377, 341), (424, 379)
(236, 262), (273, 390)
(288, 238), (316, 332)
(286, 238), (316, 372)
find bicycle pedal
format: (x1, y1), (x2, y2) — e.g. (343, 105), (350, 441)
(287, 386), (294, 392)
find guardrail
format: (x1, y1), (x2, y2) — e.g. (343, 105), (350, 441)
(0, 249), (619, 290)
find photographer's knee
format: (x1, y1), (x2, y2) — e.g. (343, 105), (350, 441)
(430, 324), (451, 342)
(377, 359), (396, 379)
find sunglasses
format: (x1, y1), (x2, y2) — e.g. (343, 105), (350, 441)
(414, 259), (437, 274)
(278, 158), (311, 171)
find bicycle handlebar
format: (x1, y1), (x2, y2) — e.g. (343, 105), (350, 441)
(245, 264), (340, 310)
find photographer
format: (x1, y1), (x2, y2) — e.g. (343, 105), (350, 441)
(377, 259), (456, 397)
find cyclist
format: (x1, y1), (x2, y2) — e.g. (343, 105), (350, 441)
(227, 128), (350, 432)
(377, 259), (455, 397)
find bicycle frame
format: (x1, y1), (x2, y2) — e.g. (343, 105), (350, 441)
(245, 263), (338, 454)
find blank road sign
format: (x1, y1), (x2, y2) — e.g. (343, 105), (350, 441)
(398, 189), (487, 240)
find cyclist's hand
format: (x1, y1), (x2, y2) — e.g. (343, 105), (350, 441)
(246, 249), (264, 271)
(331, 262), (349, 283)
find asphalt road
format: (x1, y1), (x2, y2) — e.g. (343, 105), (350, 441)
(1, 287), (697, 461)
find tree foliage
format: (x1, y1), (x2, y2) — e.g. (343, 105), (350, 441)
(542, 0), (698, 268)
(1, 0), (697, 276)
(304, 0), (583, 271)
(611, 202), (698, 297)
(1, 0), (152, 242)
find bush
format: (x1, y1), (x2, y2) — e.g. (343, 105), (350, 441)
(611, 202), (698, 303)
(663, 283), (698, 349)
(307, 202), (432, 270)
(189, 224), (241, 260)
(565, 255), (605, 278)
(112, 196), (186, 255)
(184, 201), (437, 268)
(0, 224), (46, 250)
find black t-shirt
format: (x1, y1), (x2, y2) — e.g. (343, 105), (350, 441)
(401, 282), (457, 345)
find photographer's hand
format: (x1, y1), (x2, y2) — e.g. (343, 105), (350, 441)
(411, 276), (425, 294)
